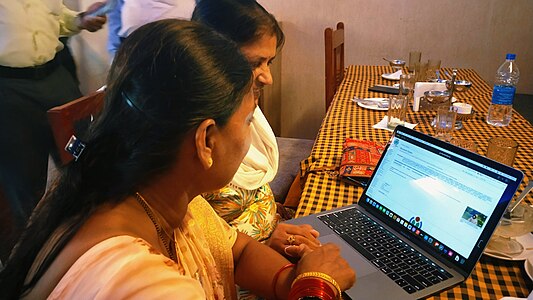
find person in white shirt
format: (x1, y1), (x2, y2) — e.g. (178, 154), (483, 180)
(0, 0), (106, 262)
(106, 0), (197, 60)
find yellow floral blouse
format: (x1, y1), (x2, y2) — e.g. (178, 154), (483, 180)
(203, 183), (279, 243)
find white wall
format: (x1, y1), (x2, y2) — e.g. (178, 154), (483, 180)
(68, 0), (533, 139)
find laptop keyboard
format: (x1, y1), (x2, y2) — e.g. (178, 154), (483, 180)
(318, 207), (452, 294)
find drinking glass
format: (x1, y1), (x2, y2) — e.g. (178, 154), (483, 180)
(408, 51), (421, 73)
(387, 95), (408, 130)
(435, 106), (458, 141)
(399, 73), (415, 95)
(414, 61), (428, 82)
(426, 59), (441, 81)
(450, 138), (478, 152)
(486, 137), (518, 166)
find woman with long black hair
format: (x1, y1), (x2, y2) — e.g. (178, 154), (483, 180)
(0, 19), (354, 300)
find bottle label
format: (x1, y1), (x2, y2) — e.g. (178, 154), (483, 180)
(491, 85), (516, 105)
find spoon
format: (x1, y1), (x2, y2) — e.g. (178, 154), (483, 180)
(508, 180), (533, 213)
(382, 57), (393, 63)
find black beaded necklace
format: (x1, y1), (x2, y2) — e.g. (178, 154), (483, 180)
(135, 192), (178, 262)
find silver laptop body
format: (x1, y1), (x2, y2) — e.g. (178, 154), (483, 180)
(288, 126), (523, 299)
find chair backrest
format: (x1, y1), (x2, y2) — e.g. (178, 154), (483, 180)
(47, 91), (105, 165)
(324, 22), (345, 111)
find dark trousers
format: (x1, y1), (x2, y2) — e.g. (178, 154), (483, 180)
(0, 65), (82, 261)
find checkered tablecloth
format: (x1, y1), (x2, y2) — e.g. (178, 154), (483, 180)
(296, 65), (533, 299)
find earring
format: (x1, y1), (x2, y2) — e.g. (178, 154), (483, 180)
(207, 157), (213, 168)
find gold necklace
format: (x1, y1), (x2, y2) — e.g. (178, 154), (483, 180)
(135, 192), (178, 262)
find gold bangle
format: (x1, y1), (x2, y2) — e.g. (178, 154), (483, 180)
(292, 272), (342, 299)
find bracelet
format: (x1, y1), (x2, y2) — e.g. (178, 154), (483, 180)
(288, 277), (336, 300)
(272, 263), (296, 300)
(291, 272), (342, 300)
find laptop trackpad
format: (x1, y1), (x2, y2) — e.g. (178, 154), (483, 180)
(319, 234), (378, 278)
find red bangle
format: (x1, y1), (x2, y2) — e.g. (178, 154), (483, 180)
(272, 263), (296, 300)
(288, 278), (337, 300)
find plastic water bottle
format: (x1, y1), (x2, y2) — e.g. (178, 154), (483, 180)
(487, 53), (520, 126)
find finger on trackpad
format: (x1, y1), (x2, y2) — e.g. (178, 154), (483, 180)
(319, 234), (380, 278)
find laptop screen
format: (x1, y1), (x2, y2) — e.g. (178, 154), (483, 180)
(360, 127), (523, 273)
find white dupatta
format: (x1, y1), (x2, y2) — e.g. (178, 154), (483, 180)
(230, 107), (279, 190)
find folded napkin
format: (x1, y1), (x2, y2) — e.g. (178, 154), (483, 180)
(384, 70), (402, 80)
(373, 116), (417, 132)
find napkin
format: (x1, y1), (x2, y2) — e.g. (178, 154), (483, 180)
(373, 116), (417, 132)
(384, 70), (402, 80)
(413, 82), (447, 112)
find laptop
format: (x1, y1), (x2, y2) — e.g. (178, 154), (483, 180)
(287, 126), (523, 299)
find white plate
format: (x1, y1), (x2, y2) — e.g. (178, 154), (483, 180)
(525, 255), (533, 280)
(382, 73), (401, 81)
(484, 233), (533, 261)
(353, 98), (389, 111)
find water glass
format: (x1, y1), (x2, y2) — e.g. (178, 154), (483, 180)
(408, 51), (422, 73)
(414, 61), (428, 82)
(486, 137), (518, 166)
(435, 106), (458, 141)
(450, 138), (478, 152)
(387, 95), (408, 129)
(426, 59), (442, 81)
(399, 73), (415, 95)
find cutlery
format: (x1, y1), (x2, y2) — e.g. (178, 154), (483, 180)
(501, 180), (533, 220)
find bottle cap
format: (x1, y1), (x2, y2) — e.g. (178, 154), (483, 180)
(506, 53), (516, 60)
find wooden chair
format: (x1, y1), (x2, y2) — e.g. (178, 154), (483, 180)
(47, 91), (105, 165)
(1, 91), (104, 261)
(324, 22), (345, 110)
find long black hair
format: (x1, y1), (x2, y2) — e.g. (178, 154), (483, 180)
(0, 19), (252, 299)
(192, 0), (285, 50)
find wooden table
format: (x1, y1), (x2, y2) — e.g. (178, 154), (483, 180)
(296, 65), (533, 299)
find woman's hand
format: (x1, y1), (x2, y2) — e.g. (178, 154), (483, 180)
(265, 223), (321, 258)
(77, 2), (107, 32)
(295, 243), (356, 292)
